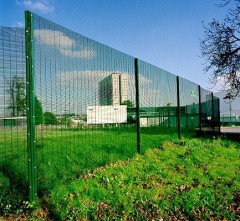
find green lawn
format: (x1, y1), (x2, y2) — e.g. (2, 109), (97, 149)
(0, 126), (181, 190)
(48, 138), (240, 220)
(0, 125), (181, 216)
(1, 126), (239, 220)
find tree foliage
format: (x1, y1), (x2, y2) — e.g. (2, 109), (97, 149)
(35, 97), (44, 125)
(44, 112), (57, 125)
(200, 0), (240, 98)
(7, 75), (26, 116)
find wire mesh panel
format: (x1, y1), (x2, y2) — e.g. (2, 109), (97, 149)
(138, 60), (178, 151)
(31, 13), (137, 191)
(20, 11), (221, 198)
(179, 77), (199, 132)
(200, 88), (214, 132)
(0, 27), (28, 201)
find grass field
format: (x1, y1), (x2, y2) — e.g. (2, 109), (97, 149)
(48, 138), (240, 220)
(0, 125), (181, 216)
(0, 126), (239, 219)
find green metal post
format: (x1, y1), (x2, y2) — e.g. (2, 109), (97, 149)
(176, 76), (181, 139)
(168, 110), (170, 128)
(186, 105), (188, 129)
(25, 11), (37, 201)
(218, 98), (221, 132)
(198, 85), (202, 136)
(211, 92), (215, 132)
(134, 58), (140, 154)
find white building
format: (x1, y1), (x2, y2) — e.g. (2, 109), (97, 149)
(99, 73), (128, 106)
(87, 105), (127, 124)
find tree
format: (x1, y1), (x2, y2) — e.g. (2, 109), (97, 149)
(43, 112), (57, 125)
(7, 75), (26, 116)
(35, 97), (44, 125)
(200, 0), (240, 98)
(122, 100), (133, 108)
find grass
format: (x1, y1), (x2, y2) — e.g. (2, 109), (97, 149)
(48, 138), (240, 220)
(0, 125), (180, 216)
(1, 126), (239, 220)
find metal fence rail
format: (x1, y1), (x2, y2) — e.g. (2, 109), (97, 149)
(0, 11), (220, 201)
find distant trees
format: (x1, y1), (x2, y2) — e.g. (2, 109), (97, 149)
(7, 75), (26, 116)
(6, 75), (59, 126)
(200, 0), (240, 98)
(35, 97), (44, 125)
(44, 112), (57, 125)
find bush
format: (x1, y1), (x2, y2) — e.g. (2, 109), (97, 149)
(43, 112), (57, 125)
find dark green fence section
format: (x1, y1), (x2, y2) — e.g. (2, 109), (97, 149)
(179, 77), (200, 130)
(0, 27), (28, 201)
(0, 11), (220, 202)
(137, 60), (178, 148)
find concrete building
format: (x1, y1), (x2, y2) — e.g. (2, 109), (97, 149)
(99, 73), (128, 106)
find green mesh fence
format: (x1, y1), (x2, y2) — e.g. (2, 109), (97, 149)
(138, 60), (178, 148)
(0, 27), (28, 200)
(179, 77), (200, 130)
(30, 12), (137, 195)
(0, 11), (220, 201)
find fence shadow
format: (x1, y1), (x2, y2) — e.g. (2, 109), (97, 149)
(1, 161), (28, 195)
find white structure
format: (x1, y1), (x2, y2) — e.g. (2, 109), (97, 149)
(87, 105), (127, 124)
(99, 73), (128, 106)
(140, 117), (160, 127)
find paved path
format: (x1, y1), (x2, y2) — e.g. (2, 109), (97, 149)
(221, 127), (240, 134)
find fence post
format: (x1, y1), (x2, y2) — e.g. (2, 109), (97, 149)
(218, 98), (221, 132)
(25, 11), (37, 201)
(176, 76), (181, 139)
(211, 92), (215, 132)
(185, 105), (188, 129)
(198, 85), (202, 136)
(134, 58), (140, 154)
(168, 110), (170, 128)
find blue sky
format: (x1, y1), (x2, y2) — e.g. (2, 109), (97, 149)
(0, 0), (233, 91)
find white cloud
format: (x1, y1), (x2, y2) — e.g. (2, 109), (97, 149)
(34, 29), (96, 58)
(17, 0), (55, 14)
(209, 76), (232, 92)
(60, 48), (96, 58)
(14, 21), (24, 27)
(34, 29), (74, 47)
(57, 70), (116, 85)
(21, 0), (55, 14)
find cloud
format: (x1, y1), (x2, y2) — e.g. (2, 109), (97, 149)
(14, 21), (24, 28)
(17, 0), (55, 14)
(60, 48), (96, 58)
(34, 29), (96, 58)
(34, 29), (74, 47)
(57, 70), (116, 85)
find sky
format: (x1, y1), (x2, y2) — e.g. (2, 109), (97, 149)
(0, 0), (235, 91)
